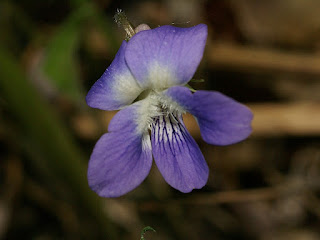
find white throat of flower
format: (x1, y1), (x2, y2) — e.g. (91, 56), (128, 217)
(135, 91), (186, 135)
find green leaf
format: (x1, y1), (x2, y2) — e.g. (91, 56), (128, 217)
(0, 45), (118, 239)
(42, 5), (93, 101)
(185, 84), (197, 92)
(140, 226), (156, 240)
(190, 78), (205, 83)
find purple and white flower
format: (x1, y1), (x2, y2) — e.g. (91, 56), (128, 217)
(86, 24), (253, 197)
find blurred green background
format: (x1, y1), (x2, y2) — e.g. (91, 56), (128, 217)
(1, 0), (320, 239)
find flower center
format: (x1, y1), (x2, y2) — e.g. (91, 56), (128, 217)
(135, 91), (185, 135)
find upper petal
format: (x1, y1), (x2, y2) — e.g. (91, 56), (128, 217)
(125, 24), (208, 89)
(88, 103), (152, 197)
(165, 86), (253, 146)
(86, 41), (143, 111)
(151, 114), (209, 193)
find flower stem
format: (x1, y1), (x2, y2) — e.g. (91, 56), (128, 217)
(114, 9), (135, 40)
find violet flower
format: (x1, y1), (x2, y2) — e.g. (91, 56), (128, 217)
(86, 24), (253, 197)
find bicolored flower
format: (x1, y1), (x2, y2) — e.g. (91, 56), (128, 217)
(86, 24), (253, 197)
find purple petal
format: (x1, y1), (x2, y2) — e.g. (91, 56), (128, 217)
(86, 41), (142, 111)
(125, 24), (208, 89)
(151, 114), (209, 193)
(107, 101), (140, 132)
(87, 104), (152, 197)
(165, 86), (253, 145)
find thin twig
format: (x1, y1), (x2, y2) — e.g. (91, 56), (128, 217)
(208, 42), (320, 75)
(137, 187), (281, 212)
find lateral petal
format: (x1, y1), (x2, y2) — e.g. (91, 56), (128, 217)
(87, 103), (152, 197)
(165, 86), (253, 146)
(151, 114), (209, 193)
(125, 24), (208, 89)
(86, 41), (142, 111)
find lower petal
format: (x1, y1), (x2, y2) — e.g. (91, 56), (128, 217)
(88, 129), (152, 198)
(151, 114), (209, 193)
